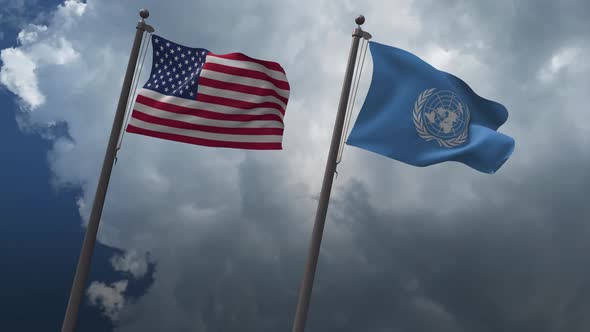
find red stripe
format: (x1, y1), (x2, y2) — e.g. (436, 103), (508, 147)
(126, 124), (282, 150)
(131, 110), (284, 136)
(198, 77), (289, 105)
(202, 63), (290, 91)
(196, 94), (285, 114)
(136, 94), (284, 123)
(208, 52), (286, 74)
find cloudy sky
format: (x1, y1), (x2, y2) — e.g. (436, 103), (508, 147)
(1, 0), (589, 331)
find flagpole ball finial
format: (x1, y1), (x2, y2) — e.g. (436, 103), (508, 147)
(139, 9), (149, 19)
(355, 15), (365, 25)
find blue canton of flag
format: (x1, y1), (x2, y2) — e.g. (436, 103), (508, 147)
(145, 37), (207, 98)
(346, 41), (515, 174)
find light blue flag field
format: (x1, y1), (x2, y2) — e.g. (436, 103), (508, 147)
(346, 41), (515, 174)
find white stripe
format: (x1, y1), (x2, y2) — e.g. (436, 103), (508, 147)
(199, 70), (290, 99)
(137, 89), (285, 120)
(128, 117), (283, 143)
(205, 55), (288, 82)
(133, 103), (284, 128)
(197, 85), (287, 110)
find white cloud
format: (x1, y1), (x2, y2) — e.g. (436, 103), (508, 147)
(59, 0), (86, 17)
(0, 47), (44, 108)
(17, 25), (48, 45)
(87, 280), (128, 321)
(422, 45), (459, 70)
(110, 251), (149, 279)
(0, 1), (84, 110)
(537, 46), (582, 83)
(0, 34), (79, 110)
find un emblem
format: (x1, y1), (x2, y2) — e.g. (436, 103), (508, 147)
(412, 88), (470, 148)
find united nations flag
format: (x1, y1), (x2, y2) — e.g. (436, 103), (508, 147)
(346, 41), (515, 174)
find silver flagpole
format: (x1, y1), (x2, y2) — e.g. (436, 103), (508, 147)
(291, 15), (371, 332)
(61, 9), (154, 332)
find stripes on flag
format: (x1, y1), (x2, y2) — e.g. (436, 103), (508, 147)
(126, 35), (289, 150)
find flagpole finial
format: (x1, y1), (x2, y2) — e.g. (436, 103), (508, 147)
(139, 9), (149, 20)
(355, 15), (365, 26)
(137, 9), (155, 33)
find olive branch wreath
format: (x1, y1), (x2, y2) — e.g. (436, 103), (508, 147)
(412, 88), (470, 148)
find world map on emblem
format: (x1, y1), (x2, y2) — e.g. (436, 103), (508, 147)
(421, 90), (469, 140)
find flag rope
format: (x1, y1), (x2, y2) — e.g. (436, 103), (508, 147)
(335, 37), (369, 170)
(115, 31), (152, 163)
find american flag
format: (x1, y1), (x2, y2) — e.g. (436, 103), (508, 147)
(126, 35), (290, 150)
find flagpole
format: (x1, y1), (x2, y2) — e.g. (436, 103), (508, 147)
(61, 9), (154, 332)
(291, 15), (370, 332)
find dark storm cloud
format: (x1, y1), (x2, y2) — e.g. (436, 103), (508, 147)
(413, 0), (589, 66)
(410, 0), (590, 124)
(301, 139), (590, 332)
(113, 155), (310, 332)
(116, 140), (590, 332)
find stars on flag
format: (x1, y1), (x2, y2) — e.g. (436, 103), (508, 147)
(145, 36), (208, 99)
